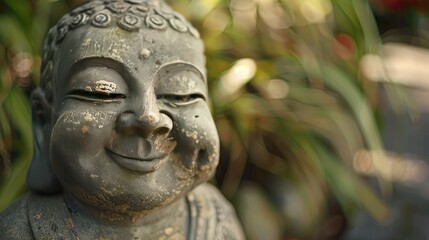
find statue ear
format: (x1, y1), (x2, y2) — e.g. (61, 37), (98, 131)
(27, 88), (62, 193)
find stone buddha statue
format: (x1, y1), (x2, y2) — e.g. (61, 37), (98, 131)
(0, 0), (244, 239)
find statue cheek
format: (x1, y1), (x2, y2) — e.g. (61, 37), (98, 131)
(50, 110), (117, 164)
(50, 111), (88, 158)
(171, 105), (220, 179)
(194, 138), (219, 180)
(50, 110), (118, 189)
(194, 122), (220, 179)
(52, 109), (116, 135)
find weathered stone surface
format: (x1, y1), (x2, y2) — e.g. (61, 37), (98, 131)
(0, 1), (244, 239)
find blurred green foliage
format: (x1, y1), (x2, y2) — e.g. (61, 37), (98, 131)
(0, 0), (395, 239)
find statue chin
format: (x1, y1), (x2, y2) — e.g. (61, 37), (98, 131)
(60, 172), (195, 215)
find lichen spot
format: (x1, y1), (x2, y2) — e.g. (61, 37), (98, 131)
(64, 218), (75, 230)
(82, 38), (92, 47)
(139, 48), (151, 60)
(81, 124), (89, 135)
(95, 80), (117, 94)
(84, 112), (95, 122)
(164, 227), (175, 236)
(198, 165), (211, 173)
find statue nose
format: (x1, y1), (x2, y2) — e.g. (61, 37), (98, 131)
(116, 106), (172, 138)
(135, 108), (172, 137)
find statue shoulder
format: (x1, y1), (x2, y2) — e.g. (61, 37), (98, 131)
(0, 192), (72, 240)
(0, 193), (33, 239)
(189, 183), (246, 240)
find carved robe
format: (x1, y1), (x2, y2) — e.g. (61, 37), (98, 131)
(0, 183), (244, 240)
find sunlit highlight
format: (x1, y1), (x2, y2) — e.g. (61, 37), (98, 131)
(354, 150), (429, 184)
(266, 79), (289, 99)
(219, 58), (257, 96)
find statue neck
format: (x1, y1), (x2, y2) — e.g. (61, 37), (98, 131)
(63, 192), (188, 238)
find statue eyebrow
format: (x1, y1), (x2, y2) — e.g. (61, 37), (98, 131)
(155, 61), (207, 84)
(67, 57), (131, 83)
(66, 58), (206, 87)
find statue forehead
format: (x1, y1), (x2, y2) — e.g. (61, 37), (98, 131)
(56, 25), (205, 70)
(52, 25), (207, 101)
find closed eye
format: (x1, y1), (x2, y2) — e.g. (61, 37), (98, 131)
(66, 89), (126, 102)
(157, 93), (206, 106)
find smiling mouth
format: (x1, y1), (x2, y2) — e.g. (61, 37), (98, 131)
(106, 148), (167, 173)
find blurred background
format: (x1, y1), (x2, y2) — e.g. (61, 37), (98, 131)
(1, 0), (429, 239)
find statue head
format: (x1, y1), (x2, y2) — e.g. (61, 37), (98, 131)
(28, 0), (219, 214)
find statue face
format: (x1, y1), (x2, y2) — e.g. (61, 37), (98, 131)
(48, 25), (219, 213)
